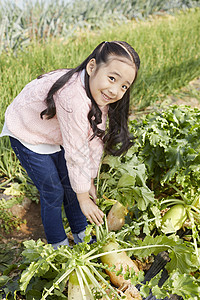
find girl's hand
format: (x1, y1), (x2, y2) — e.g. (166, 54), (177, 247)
(77, 191), (104, 226)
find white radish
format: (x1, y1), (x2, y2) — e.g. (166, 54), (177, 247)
(107, 201), (128, 231)
(162, 204), (187, 232)
(68, 270), (93, 300)
(101, 241), (139, 287)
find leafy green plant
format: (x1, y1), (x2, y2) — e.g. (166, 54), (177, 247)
(128, 105), (200, 211)
(2, 181), (39, 203)
(97, 152), (155, 212)
(0, 180), (40, 233)
(129, 105), (200, 189)
(160, 186), (200, 264)
(0, 137), (39, 232)
(135, 269), (200, 299)
(96, 105), (200, 266)
(126, 105), (200, 262)
(0, 137), (25, 184)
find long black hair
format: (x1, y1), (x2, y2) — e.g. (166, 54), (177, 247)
(39, 41), (140, 156)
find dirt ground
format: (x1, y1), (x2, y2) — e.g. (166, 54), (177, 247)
(0, 201), (46, 244)
(0, 77), (200, 247)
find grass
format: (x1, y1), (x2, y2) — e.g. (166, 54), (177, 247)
(0, 8), (199, 182)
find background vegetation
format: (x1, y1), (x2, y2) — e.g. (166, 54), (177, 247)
(0, 0), (199, 53)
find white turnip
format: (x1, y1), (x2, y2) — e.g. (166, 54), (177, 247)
(68, 270), (93, 300)
(162, 204), (187, 231)
(107, 201), (128, 231)
(101, 241), (139, 287)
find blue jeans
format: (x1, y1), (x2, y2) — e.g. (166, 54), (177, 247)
(9, 137), (88, 244)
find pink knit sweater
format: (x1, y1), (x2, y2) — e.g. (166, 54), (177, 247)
(5, 69), (108, 193)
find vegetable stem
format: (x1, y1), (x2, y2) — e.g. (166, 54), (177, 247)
(188, 205), (200, 216)
(168, 184), (187, 202)
(82, 246), (100, 260)
(115, 217), (156, 237)
(89, 265), (120, 299)
(160, 199), (185, 205)
(88, 244), (171, 261)
(76, 268), (88, 300)
(42, 268), (74, 299)
(187, 210), (200, 265)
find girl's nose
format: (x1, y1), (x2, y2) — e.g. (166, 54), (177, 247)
(108, 86), (118, 97)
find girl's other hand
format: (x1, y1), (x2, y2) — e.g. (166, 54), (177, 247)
(77, 191), (104, 226)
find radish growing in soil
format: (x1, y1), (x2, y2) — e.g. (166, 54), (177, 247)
(160, 184), (200, 264)
(107, 201), (128, 231)
(68, 270), (93, 300)
(161, 204), (187, 232)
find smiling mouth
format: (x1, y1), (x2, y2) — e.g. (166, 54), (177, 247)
(101, 92), (111, 102)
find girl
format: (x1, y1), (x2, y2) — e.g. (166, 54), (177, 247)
(1, 41), (140, 248)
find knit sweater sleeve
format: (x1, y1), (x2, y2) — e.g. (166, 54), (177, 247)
(55, 79), (98, 193)
(88, 106), (108, 179)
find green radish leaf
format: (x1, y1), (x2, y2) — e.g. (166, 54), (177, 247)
(143, 220), (151, 236)
(106, 177), (118, 186)
(167, 244), (198, 274)
(161, 218), (177, 234)
(151, 206), (161, 227)
(0, 275), (10, 287)
(148, 271), (162, 288)
(20, 261), (44, 292)
(54, 288), (67, 298)
(140, 285), (150, 297)
(102, 155), (121, 168)
(132, 186), (155, 211)
(117, 174), (136, 188)
(134, 235), (198, 274)
(151, 285), (168, 298)
(26, 289), (42, 300)
(170, 271), (200, 298)
(99, 173), (110, 179)
(115, 264), (123, 276)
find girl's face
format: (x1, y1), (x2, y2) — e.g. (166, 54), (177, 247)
(86, 56), (136, 107)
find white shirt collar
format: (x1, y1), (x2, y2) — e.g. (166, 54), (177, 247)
(80, 69), (85, 87)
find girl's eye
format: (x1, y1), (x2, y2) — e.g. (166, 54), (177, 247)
(109, 76), (115, 82)
(122, 85), (128, 90)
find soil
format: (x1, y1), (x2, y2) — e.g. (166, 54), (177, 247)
(0, 201), (46, 244)
(0, 77), (200, 247)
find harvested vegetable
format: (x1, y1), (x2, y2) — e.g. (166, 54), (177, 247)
(107, 201), (128, 231)
(101, 240), (139, 287)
